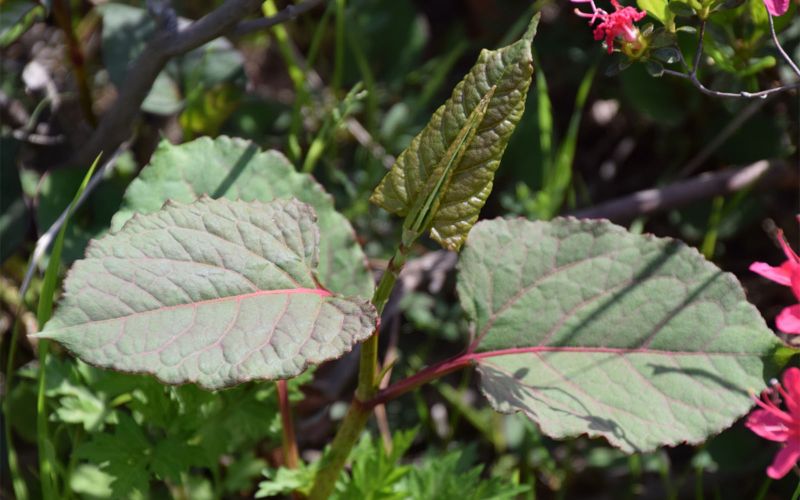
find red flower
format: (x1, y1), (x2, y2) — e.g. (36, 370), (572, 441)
(572, 0), (647, 54)
(746, 367), (800, 479)
(750, 220), (800, 334)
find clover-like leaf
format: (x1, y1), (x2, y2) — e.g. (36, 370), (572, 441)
(111, 136), (373, 298)
(38, 198), (377, 390)
(457, 217), (780, 452)
(370, 15), (538, 251)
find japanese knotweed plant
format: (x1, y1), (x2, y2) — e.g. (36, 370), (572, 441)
(36, 14), (787, 499)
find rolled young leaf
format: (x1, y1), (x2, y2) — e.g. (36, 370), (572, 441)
(402, 86), (496, 245)
(370, 15), (538, 251)
(457, 217), (781, 452)
(37, 198), (378, 390)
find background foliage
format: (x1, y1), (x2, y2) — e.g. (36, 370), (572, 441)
(1, 0), (797, 498)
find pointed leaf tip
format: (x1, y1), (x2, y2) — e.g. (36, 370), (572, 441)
(523, 12), (541, 43)
(370, 19), (535, 251)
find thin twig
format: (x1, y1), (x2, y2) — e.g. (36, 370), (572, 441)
(571, 160), (793, 222)
(73, 0), (324, 167)
(20, 144), (128, 299)
(663, 68), (800, 98)
(230, 0), (326, 37)
(346, 117), (395, 169)
(662, 19), (800, 99)
(766, 9), (800, 78)
(691, 20), (706, 76)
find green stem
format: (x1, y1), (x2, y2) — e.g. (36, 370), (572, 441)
(701, 196), (724, 259)
(262, 0), (309, 162)
(36, 340), (57, 499)
(308, 244), (409, 499)
(4, 317), (30, 500)
(753, 477), (772, 500)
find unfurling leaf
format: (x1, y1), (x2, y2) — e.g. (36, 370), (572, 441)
(401, 86), (495, 245)
(38, 198), (378, 390)
(370, 15), (538, 251)
(457, 217), (780, 452)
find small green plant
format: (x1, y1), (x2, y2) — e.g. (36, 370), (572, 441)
(2, 0), (796, 495)
(24, 12), (794, 499)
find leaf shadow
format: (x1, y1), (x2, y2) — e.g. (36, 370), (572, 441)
(476, 240), (756, 451)
(554, 241), (725, 354)
(646, 364), (750, 398)
(479, 364), (639, 452)
(549, 261), (746, 396)
(211, 143), (259, 198)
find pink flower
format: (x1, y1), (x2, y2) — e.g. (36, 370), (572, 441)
(763, 0), (790, 16)
(746, 367), (800, 479)
(572, 0), (647, 54)
(750, 220), (800, 334)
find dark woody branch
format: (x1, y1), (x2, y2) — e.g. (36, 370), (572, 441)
(72, 0), (326, 167)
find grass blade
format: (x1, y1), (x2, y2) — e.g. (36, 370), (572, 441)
(539, 63), (596, 219)
(262, 0), (310, 162)
(35, 154), (101, 499)
(4, 316), (30, 500)
(534, 54), (553, 184)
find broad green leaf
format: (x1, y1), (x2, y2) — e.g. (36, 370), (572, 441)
(637, 0), (675, 28)
(38, 198), (378, 390)
(370, 15), (538, 251)
(111, 136), (373, 298)
(402, 86), (495, 243)
(457, 217), (780, 452)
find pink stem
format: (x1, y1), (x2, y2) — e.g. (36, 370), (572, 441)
(276, 379), (300, 469)
(364, 353), (475, 408)
(366, 343), (758, 408)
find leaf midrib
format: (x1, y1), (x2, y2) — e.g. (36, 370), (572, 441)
(470, 345), (766, 360)
(46, 288), (332, 331)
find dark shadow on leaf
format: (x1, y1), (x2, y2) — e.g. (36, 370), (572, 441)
(512, 367), (529, 379)
(554, 240), (687, 348)
(560, 241), (724, 358)
(211, 143), (259, 198)
(550, 269), (726, 387)
(647, 364), (749, 398)
(478, 364), (639, 452)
